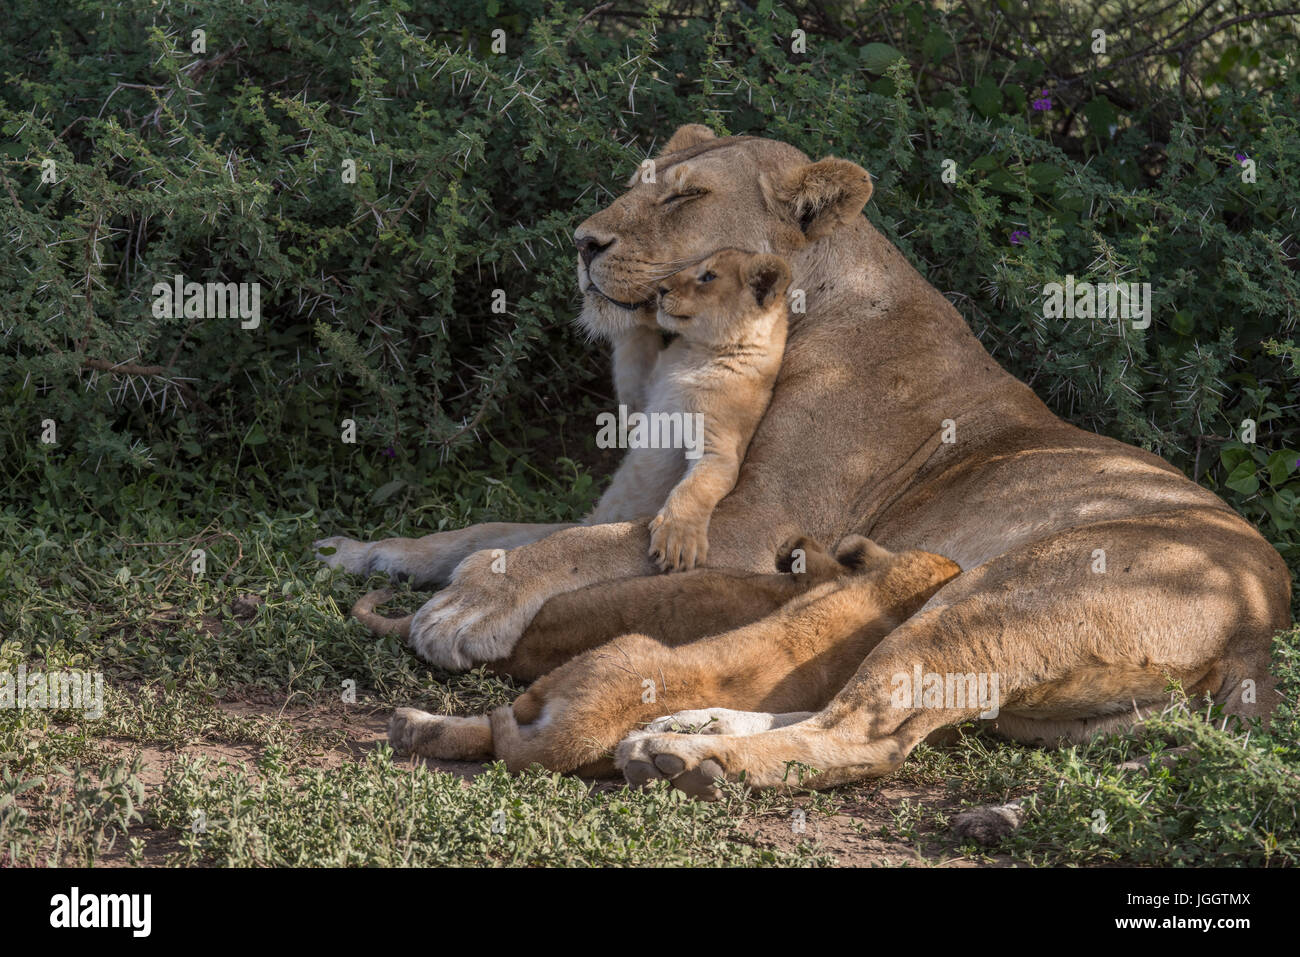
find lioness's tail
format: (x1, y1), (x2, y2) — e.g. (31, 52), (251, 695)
(351, 588), (413, 639)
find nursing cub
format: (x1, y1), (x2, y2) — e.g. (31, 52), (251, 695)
(387, 535), (960, 776)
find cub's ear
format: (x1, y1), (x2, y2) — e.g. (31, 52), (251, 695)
(658, 124), (717, 156)
(834, 535), (894, 572)
(914, 551), (963, 587)
(745, 255), (792, 308)
(763, 157), (873, 241)
(775, 535), (825, 572)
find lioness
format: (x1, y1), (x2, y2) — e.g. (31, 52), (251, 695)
(643, 247), (791, 570)
(318, 125), (1291, 798)
(387, 535), (959, 780)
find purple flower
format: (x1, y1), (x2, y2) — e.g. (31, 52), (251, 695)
(1009, 230), (1030, 245)
(1031, 90), (1052, 111)
(1235, 152), (1249, 165)
(383, 446), (396, 459)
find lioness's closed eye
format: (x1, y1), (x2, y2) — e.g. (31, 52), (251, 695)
(647, 248), (791, 571)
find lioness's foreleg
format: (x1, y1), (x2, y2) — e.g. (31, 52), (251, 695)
(404, 514), (783, 670)
(346, 522), (834, 675)
(494, 534), (845, 679)
(315, 521), (577, 587)
(405, 480), (813, 670)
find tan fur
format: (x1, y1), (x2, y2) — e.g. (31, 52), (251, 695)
(323, 125), (1292, 797)
(353, 547), (841, 682)
(388, 536), (960, 774)
(640, 248), (791, 569)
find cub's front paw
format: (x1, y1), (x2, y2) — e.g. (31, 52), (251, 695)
(648, 511), (709, 572)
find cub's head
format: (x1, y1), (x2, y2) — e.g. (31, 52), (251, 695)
(575, 124), (873, 340)
(775, 534), (961, 615)
(654, 248), (790, 344)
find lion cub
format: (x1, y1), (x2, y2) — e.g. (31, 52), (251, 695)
(387, 535), (961, 776)
(643, 247), (791, 571)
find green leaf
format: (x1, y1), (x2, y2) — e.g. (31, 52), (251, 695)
(986, 170), (1018, 194)
(1270, 491), (1297, 530)
(1267, 449), (1298, 486)
(1082, 96), (1118, 135)
(244, 423), (268, 446)
(1220, 444), (1251, 472)
(922, 30), (954, 63)
(1028, 163), (1064, 187)
(1224, 460), (1259, 496)
(372, 479), (407, 504)
(969, 77), (1002, 117)
(859, 43), (905, 73)
(1015, 58), (1045, 81)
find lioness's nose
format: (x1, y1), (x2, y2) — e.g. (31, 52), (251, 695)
(575, 233), (613, 268)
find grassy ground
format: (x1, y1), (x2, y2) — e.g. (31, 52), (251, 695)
(3, 455), (1298, 868)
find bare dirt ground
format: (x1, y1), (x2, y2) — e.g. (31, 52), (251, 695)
(83, 692), (1004, 867)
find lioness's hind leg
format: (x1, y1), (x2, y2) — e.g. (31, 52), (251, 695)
(388, 707), (492, 760)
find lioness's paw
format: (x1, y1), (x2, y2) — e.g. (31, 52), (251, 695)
(313, 536), (372, 575)
(643, 710), (725, 735)
(615, 732), (728, 801)
(645, 708), (778, 736)
(406, 549), (534, 671)
(388, 707), (436, 753)
(648, 512), (709, 572)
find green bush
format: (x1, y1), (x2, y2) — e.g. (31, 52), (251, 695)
(2, 0), (1297, 564)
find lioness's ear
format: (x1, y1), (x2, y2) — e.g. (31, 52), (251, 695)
(764, 157), (873, 241)
(745, 255), (792, 307)
(658, 124), (717, 156)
